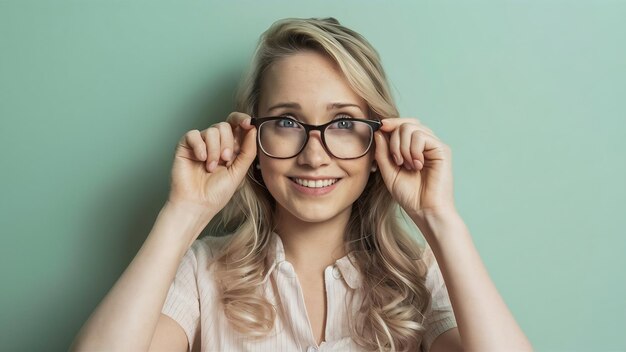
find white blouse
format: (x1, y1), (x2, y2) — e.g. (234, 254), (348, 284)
(162, 232), (457, 352)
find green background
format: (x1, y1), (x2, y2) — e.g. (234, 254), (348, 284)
(1, 1), (624, 351)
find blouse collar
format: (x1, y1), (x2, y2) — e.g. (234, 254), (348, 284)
(262, 231), (363, 289)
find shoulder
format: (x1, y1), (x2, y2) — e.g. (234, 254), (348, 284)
(188, 233), (235, 263)
(420, 245), (445, 293)
(193, 233), (235, 254)
(174, 234), (235, 291)
(421, 244), (436, 269)
(419, 244), (438, 279)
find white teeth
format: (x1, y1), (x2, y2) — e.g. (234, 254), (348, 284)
(293, 178), (338, 188)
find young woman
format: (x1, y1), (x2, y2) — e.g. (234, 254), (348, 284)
(71, 17), (532, 352)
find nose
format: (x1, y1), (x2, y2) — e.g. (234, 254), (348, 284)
(296, 130), (331, 168)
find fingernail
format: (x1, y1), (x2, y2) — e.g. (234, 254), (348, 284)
(208, 161), (217, 172)
(393, 155), (402, 165)
(413, 159), (422, 170)
(222, 148), (232, 161)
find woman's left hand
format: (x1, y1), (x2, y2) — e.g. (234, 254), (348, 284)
(374, 117), (457, 222)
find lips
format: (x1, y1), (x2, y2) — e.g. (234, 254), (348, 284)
(288, 176), (341, 196)
(290, 177), (339, 188)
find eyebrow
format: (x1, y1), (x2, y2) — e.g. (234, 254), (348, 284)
(267, 102), (365, 114)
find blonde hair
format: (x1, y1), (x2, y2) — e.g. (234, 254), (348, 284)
(210, 17), (433, 352)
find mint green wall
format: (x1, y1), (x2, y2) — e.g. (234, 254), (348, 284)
(1, 1), (624, 351)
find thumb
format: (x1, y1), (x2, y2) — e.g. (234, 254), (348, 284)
(229, 127), (257, 178)
(374, 131), (398, 187)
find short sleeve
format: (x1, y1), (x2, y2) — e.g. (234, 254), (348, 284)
(161, 243), (201, 352)
(420, 249), (458, 352)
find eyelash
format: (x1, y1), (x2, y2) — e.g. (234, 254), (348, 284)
(335, 113), (354, 120)
(278, 113), (354, 120)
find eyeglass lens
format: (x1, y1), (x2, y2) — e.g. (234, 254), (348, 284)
(258, 119), (373, 158)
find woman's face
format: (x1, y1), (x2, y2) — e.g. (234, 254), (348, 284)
(256, 50), (375, 225)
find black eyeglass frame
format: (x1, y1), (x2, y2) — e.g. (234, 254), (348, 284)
(250, 116), (382, 160)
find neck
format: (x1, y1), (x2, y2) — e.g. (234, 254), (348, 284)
(275, 207), (351, 273)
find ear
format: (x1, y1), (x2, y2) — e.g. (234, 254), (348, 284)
(370, 161), (378, 173)
(249, 156), (266, 188)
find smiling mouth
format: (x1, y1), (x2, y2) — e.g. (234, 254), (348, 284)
(289, 177), (340, 188)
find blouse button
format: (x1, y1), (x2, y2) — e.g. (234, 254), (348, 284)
(332, 265), (341, 279)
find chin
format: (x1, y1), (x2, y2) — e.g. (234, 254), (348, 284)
(279, 202), (350, 224)
(293, 212), (336, 224)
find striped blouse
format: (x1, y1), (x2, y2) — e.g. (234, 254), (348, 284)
(161, 232), (457, 352)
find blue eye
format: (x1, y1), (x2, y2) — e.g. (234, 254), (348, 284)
(336, 120), (354, 129)
(329, 118), (355, 130)
(276, 117), (300, 128)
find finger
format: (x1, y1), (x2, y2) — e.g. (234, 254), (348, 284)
(423, 138), (449, 162)
(400, 125), (418, 171)
(184, 129), (206, 160)
(380, 117), (421, 131)
(422, 125), (435, 136)
(380, 117), (436, 136)
(229, 127), (257, 178)
(388, 127), (403, 167)
(214, 122), (234, 165)
(175, 142), (195, 160)
(203, 127), (221, 172)
(231, 116), (254, 157)
(382, 118), (437, 169)
(374, 131), (398, 187)
(226, 112), (253, 130)
(410, 130), (427, 171)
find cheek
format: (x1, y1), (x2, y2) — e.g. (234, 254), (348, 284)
(347, 161), (373, 187)
(351, 168), (376, 202)
(357, 154), (375, 177)
(258, 155), (277, 175)
(258, 157), (287, 194)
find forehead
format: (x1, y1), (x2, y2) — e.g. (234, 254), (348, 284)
(258, 50), (367, 114)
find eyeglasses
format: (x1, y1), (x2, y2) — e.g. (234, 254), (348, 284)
(250, 116), (382, 159)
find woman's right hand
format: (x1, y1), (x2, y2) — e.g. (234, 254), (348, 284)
(166, 112), (257, 216)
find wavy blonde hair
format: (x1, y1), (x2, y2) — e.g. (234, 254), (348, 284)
(210, 17), (433, 352)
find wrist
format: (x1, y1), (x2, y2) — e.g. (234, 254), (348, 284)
(154, 201), (216, 251)
(408, 207), (465, 242)
(163, 200), (216, 221)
